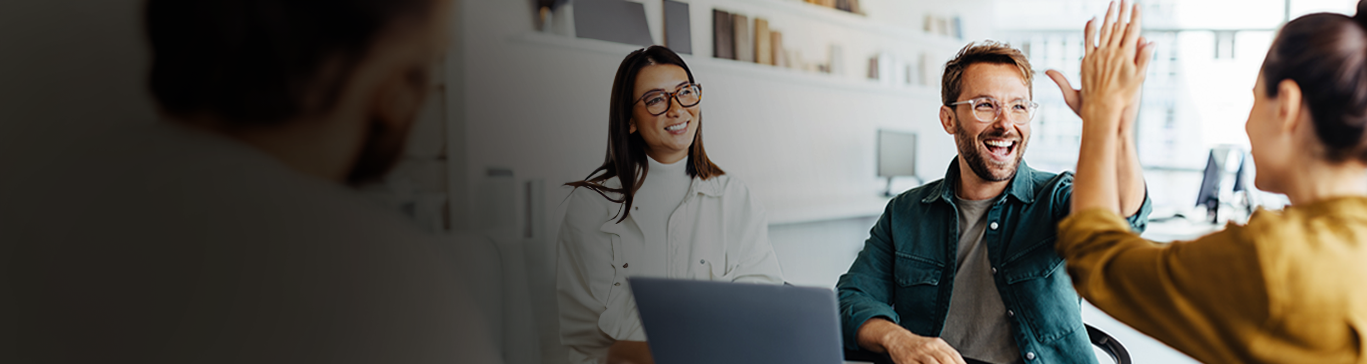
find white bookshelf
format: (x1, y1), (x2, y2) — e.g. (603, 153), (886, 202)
(463, 0), (990, 229)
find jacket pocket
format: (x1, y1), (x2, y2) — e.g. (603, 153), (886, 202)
(893, 252), (943, 320)
(1004, 237), (1083, 343)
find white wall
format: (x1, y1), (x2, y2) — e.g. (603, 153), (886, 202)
(0, 0), (157, 181)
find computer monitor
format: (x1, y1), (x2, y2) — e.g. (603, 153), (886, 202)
(877, 130), (917, 196)
(1195, 150), (1222, 213)
(1196, 147), (1244, 223)
(877, 130), (917, 177)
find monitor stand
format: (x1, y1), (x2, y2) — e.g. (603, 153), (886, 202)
(882, 176), (921, 197)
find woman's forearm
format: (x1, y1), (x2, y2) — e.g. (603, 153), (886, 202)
(1074, 106), (1124, 214)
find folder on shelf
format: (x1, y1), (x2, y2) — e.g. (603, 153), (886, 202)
(713, 9), (734, 59)
(754, 18), (772, 65)
(664, 0), (692, 54)
(733, 13), (753, 62)
(573, 0), (653, 47)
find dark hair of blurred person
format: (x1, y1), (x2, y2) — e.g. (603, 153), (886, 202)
(147, 0), (437, 185)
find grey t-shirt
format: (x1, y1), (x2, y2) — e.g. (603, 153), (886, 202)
(941, 197), (1022, 364)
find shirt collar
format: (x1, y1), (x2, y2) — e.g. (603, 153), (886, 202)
(921, 157), (1038, 205)
(690, 175), (724, 197)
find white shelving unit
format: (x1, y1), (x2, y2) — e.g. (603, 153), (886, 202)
(466, 0), (988, 227)
(505, 0), (971, 225)
(728, 0), (965, 50)
(511, 31), (940, 99)
(766, 194), (892, 225)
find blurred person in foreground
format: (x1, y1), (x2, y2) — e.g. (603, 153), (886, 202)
(1061, 1), (1367, 363)
(0, 0), (498, 362)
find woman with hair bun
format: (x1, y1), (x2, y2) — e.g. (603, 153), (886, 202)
(1059, 1), (1367, 363)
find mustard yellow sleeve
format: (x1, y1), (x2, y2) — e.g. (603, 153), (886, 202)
(1056, 208), (1270, 364)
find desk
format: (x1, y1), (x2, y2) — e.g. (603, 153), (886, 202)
(1141, 217), (1224, 243)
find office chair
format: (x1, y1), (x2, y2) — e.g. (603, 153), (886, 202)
(842, 324), (1131, 364)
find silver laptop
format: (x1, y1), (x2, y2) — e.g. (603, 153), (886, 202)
(629, 277), (845, 364)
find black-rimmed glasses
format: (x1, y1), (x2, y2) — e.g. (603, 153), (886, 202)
(635, 83), (703, 116)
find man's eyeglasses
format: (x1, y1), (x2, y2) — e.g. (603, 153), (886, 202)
(635, 84), (703, 116)
(947, 97), (1039, 124)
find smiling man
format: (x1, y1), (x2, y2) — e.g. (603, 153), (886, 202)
(835, 41), (1150, 364)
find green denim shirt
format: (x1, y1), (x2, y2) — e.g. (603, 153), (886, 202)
(836, 159), (1150, 363)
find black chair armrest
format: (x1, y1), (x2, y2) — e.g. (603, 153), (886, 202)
(1086, 324), (1131, 364)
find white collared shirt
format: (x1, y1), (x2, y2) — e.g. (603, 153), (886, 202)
(556, 173), (785, 364)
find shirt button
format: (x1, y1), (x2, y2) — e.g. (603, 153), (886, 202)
(991, 267), (998, 275)
(614, 282), (621, 286)
(623, 263), (629, 268)
(989, 222), (999, 230)
(1025, 352), (1036, 360)
(700, 259), (706, 264)
(1007, 310), (1015, 317)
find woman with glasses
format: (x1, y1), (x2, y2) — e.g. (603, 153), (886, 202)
(556, 45), (785, 364)
(1060, 1), (1367, 363)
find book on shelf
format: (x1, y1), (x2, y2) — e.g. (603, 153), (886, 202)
(733, 13), (753, 62)
(754, 18), (772, 65)
(951, 16), (963, 40)
(828, 44), (843, 75)
(772, 31), (786, 68)
(867, 56), (879, 79)
(713, 9), (734, 59)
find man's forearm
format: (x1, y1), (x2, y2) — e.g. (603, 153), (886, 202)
(855, 317), (904, 353)
(606, 340), (654, 364)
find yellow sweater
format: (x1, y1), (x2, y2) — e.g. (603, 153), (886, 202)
(1057, 197), (1367, 364)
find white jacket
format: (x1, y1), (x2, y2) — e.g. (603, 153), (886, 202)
(556, 174), (785, 364)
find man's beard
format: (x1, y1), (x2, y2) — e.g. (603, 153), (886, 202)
(954, 125), (1026, 182)
(346, 118), (410, 186)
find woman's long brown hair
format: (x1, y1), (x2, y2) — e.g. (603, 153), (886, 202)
(565, 46), (724, 223)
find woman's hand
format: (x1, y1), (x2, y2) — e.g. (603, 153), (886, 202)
(606, 340), (654, 364)
(1079, 0), (1154, 134)
(1070, 0), (1155, 215)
